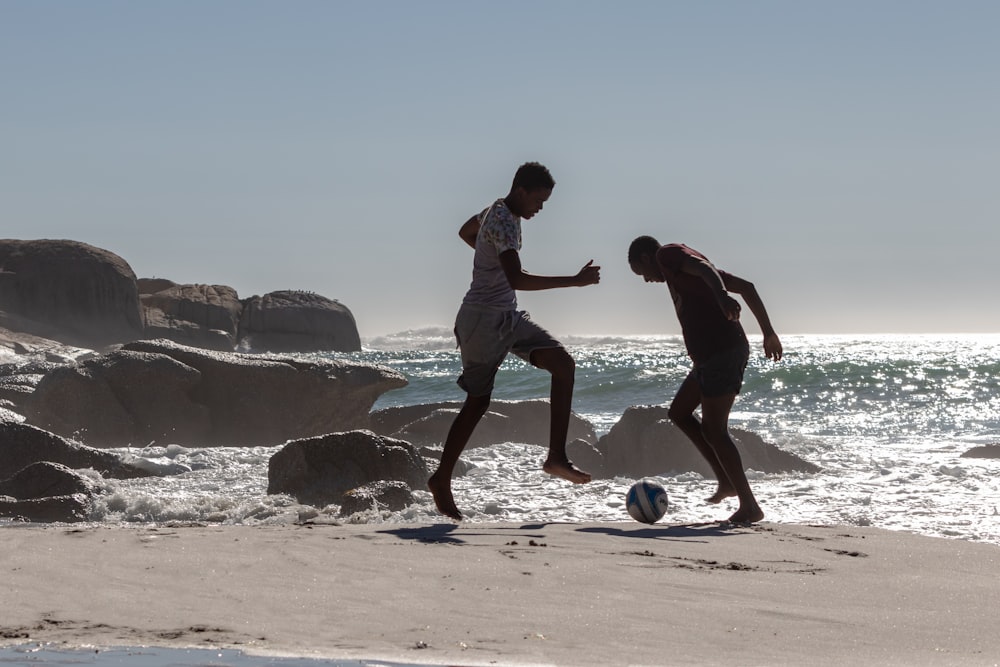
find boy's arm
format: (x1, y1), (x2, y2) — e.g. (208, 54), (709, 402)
(723, 274), (783, 361)
(459, 214), (480, 249)
(498, 249), (600, 291)
(676, 255), (743, 321)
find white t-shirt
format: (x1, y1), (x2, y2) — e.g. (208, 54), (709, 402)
(462, 199), (521, 310)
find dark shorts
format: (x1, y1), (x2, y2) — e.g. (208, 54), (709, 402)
(454, 304), (563, 397)
(692, 344), (750, 398)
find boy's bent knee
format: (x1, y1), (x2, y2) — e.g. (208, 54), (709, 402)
(532, 347), (575, 375)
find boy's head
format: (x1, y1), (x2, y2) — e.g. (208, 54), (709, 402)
(506, 162), (555, 220)
(628, 236), (665, 283)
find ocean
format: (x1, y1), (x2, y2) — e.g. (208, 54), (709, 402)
(21, 332), (1000, 545)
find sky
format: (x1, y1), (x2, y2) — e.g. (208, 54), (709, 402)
(3, 1), (998, 338)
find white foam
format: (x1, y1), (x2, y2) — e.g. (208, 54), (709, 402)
(78, 434), (1000, 545)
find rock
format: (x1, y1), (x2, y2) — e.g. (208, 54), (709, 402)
(0, 240), (144, 349)
(338, 480), (414, 516)
(0, 461), (98, 500)
(961, 444), (1000, 459)
(0, 494), (91, 523)
(239, 290), (361, 353)
(137, 278), (177, 294)
(25, 348), (209, 447)
(24, 339), (407, 447)
(0, 419), (154, 480)
(0, 406), (25, 423)
(267, 430), (428, 507)
(394, 408), (513, 449)
(567, 438), (605, 477)
(141, 283), (243, 351)
(370, 399), (597, 448)
(598, 405), (819, 479)
(417, 446), (474, 477)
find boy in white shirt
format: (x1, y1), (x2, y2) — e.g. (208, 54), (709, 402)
(428, 162), (601, 521)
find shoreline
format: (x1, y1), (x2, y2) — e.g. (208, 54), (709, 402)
(3, 520), (998, 666)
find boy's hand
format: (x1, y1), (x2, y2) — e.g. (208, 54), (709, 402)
(763, 333), (783, 362)
(575, 260), (601, 286)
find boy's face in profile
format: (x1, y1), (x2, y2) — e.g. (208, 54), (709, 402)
(510, 186), (552, 220)
(630, 255), (664, 283)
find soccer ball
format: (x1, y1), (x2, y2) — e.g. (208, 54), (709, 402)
(626, 478), (669, 524)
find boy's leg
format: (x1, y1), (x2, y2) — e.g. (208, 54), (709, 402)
(428, 392), (491, 521)
(700, 395), (763, 524)
(429, 305), (509, 521)
(667, 373), (736, 503)
(529, 346), (591, 484)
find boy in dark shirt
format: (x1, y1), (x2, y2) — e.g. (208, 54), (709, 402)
(628, 236), (783, 524)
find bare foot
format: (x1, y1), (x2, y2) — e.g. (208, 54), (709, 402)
(543, 459), (592, 484)
(705, 487), (737, 504)
(727, 506), (764, 525)
(427, 474), (463, 521)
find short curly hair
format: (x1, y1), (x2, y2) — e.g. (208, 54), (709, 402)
(511, 162), (555, 191)
(628, 236), (661, 264)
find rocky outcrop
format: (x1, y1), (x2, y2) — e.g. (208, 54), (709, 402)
(961, 444), (1000, 459)
(268, 430), (427, 507)
(0, 494), (91, 523)
(0, 461), (99, 500)
(140, 282), (242, 351)
(0, 462), (101, 523)
(0, 240), (364, 355)
(23, 339), (407, 447)
(597, 405), (819, 479)
(0, 419), (155, 480)
(338, 480), (415, 516)
(239, 291), (362, 353)
(370, 399), (597, 449)
(0, 240), (144, 349)
(567, 438), (604, 475)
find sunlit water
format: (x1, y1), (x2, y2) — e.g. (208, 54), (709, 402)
(7, 332), (1000, 545)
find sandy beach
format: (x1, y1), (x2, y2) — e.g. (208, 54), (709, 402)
(1, 521), (997, 666)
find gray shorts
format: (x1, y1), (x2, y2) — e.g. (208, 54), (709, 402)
(692, 343), (750, 398)
(454, 304), (563, 396)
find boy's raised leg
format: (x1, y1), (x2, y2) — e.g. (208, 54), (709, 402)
(531, 347), (591, 484)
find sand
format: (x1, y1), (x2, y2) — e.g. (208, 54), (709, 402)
(1, 520), (998, 666)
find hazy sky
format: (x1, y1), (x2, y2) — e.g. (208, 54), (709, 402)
(4, 1), (998, 338)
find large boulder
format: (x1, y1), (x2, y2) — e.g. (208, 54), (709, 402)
(0, 461), (101, 523)
(239, 290), (361, 353)
(598, 405), (819, 479)
(140, 282), (242, 351)
(24, 348), (209, 446)
(370, 399), (597, 448)
(0, 494), (91, 523)
(268, 430), (428, 507)
(24, 339), (407, 447)
(0, 240), (144, 349)
(0, 461), (99, 500)
(0, 420), (154, 480)
(338, 480), (415, 516)
(961, 444), (1000, 459)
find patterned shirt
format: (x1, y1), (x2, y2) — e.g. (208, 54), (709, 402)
(462, 199), (521, 310)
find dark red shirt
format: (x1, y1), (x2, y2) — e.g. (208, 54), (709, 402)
(656, 244), (747, 363)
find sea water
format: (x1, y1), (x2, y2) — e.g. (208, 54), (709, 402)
(8, 333), (1000, 545)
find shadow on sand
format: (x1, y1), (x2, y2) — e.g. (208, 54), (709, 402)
(378, 521), (748, 545)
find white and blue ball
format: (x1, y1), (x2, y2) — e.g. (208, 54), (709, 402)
(625, 478), (669, 524)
